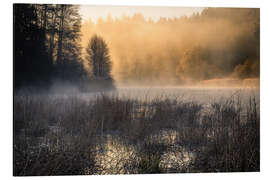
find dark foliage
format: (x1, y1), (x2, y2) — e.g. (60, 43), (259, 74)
(14, 4), (111, 92)
(14, 4), (52, 89)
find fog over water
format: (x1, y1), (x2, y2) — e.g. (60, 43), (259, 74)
(48, 86), (259, 107)
(13, 5), (260, 175)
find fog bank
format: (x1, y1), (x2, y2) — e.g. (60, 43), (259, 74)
(81, 8), (260, 86)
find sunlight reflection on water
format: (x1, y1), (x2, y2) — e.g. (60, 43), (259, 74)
(91, 136), (139, 175)
(84, 130), (197, 174)
(160, 146), (196, 173)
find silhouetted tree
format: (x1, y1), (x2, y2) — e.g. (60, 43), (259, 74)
(14, 4), (51, 89)
(85, 35), (115, 90)
(53, 5), (85, 82)
(14, 4), (89, 91)
(86, 35), (112, 79)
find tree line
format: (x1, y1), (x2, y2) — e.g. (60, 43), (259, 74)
(14, 5), (260, 88)
(81, 8), (260, 85)
(14, 4), (114, 91)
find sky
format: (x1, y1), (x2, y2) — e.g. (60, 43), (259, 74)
(79, 5), (204, 22)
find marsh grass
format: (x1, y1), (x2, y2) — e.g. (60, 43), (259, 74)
(13, 92), (259, 175)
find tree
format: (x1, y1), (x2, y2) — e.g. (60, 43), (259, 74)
(14, 4), (89, 91)
(85, 35), (115, 90)
(14, 4), (51, 89)
(53, 5), (84, 81)
(85, 35), (112, 79)
(176, 46), (218, 82)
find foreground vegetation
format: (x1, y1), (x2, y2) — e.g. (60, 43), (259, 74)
(14, 92), (259, 175)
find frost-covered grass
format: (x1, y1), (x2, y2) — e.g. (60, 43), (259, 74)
(13, 90), (259, 175)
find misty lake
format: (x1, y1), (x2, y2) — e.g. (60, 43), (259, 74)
(75, 86), (259, 105)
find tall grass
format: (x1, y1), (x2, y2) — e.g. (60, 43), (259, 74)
(13, 92), (259, 175)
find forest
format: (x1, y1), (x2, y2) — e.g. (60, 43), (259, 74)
(81, 8), (260, 86)
(14, 4), (114, 92)
(14, 5), (260, 91)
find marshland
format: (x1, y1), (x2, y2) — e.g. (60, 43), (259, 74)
(14, 87), (259, 175)
(14, 5), (260, 175)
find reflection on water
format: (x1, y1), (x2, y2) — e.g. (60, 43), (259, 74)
(83, 130), (196, 174)
(148, 129), (177, 145)
(91, 136), (139, 175)
(160, 146), (196, 173)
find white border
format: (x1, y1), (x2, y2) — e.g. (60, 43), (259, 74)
(8, 0), (262, 7)
(1, 0), (270, 180)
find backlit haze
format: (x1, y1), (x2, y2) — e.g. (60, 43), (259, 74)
(79, 6), (260, 87)
(79, 5), (204, 23)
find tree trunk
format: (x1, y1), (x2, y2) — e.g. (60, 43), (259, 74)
(57, 5), (65, 78)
